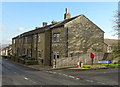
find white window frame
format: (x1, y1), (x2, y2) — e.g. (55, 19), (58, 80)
(53, 52), (60, 59)
(53, 33), (60, 42)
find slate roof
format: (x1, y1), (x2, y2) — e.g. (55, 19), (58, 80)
(104, 39), (119, 45)
(13, 14), (104, 39)
(13, 23), (55, 39)
(50, 15), (80, 29)
(13, 15), (80, 39)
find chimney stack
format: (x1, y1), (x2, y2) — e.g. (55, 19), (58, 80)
(51, 20), (57, 24)
(66, 8), (68, 14)
(64, 8), (71, 19)
(35, 27), (40, 29)
(43, 22), (48, 27)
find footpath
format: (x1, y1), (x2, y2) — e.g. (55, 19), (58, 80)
(26, 64), (120, 71)
(3, 58), (120, 71)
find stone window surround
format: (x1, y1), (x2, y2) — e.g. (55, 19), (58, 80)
(53, 33), (60, 42)
(53, 51), (60, 59)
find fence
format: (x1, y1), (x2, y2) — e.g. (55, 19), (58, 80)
(55, 52), (104, 68)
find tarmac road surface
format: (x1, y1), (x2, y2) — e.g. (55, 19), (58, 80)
(1, 59), (119, 86)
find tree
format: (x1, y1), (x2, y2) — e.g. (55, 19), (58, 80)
(111, 2), (120, 63)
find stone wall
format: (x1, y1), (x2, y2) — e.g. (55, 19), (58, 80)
(37, 33), (45, 65)
(65, 15), (104, 56)
(51, 26), (67, 58)
(44, 30), (51, 66)
(55, 52), (104, 68)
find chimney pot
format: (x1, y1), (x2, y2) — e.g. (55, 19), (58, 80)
(43, 22), (48, 27)
(66, 8), (68, 14)
(64, 8), (71, 19)
(51, 20), (57, 24)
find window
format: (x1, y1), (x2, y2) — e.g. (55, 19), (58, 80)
(23, 48), (25, 55)
(53, 34), (57, 42)
(38, 36), (40, 42)
(53, 33), (60, 42)
(108, 46), (112, 52)
(56, 52), (59, 58)
(13, 39), (15, 44)
(25, 37), (27, 43)
(53, 52), (60, 59)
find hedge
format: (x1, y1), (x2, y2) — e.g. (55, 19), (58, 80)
(25, 60), (38, 65)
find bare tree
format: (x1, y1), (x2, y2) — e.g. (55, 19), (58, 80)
(113, 12), (120, 37)
(111, 2), (120, 63)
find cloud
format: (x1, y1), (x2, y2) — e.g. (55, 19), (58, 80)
(109, 34), (118, 39)
(1, 38), (12, 45)
(17, 27), (24, 32)
(0, 24), (8, 30)
(105, 35), (118, 40)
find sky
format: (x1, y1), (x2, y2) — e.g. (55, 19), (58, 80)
(0, 2), (118, 44)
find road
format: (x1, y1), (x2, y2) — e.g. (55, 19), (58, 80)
(1, 59), (119, 86)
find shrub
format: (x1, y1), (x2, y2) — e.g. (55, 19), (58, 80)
(19, 58), (25, 64)
(25, 60), (38, 65)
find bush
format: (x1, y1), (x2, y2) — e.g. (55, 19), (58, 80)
(83, 63), (120, 68)
(83, 65), (91, 68)
(2, 56), (8, 59)
(25, 60), (38, 65)
(19, 58), (25, 64)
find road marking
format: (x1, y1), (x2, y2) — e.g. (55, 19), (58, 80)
(97, 82), (105, 85)
(62, 74), (68, 77)
(24, 77), (29, 80)
(58, 73), (62, 75)
(75, 78), (80, 80)
(46, 71), (81, 81)
(86, 80), (94, 82)
(68, 75), (75, 79)
(32, 81), (36, 83)
(52, 72), (57, 74)
(14, 72), (16, 73)
(48, 71), (53, 73)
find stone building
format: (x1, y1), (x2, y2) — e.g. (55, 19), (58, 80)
(104, 39), (119, 53)
(2, 45), (12, 56)
(12, 8), (104, 66)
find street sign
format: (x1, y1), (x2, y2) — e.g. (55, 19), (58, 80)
(90, 53), (95, 59)
(98, 60), (112, 64)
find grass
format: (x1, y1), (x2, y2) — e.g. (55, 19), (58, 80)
(83, 63), (120, 68)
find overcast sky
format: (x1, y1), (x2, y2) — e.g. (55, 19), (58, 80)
(1, 2), (118, 44)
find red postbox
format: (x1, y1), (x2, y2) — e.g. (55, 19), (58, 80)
(90, 53), (95, 65)
(90, 53), (95, 59)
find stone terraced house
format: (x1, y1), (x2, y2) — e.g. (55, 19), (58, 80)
(12, 8), (104, 66)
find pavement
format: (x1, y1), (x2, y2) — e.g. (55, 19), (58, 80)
(26, 63), (119, 71)
(2, 59), (119, 86)
(3, 58), (120, 71)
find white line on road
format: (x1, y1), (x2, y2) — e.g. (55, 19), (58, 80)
(97, 82), (106, 85)
(62, 74), (68, 77)
(86, 80), (94, 82)
(75, 78), (80, 80)
(24, 77), (29, 80)
(68, 75), (75, 79)
(58, 73), (62, 75)
(52, 72), (57, 74)
(49, 71), (53, 73)
(103, 72), (107, 73)
(32, 81), (36, 83)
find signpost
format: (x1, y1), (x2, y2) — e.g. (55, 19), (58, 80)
(98, 60), (112, 64)
(90, 53), (95, 65)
